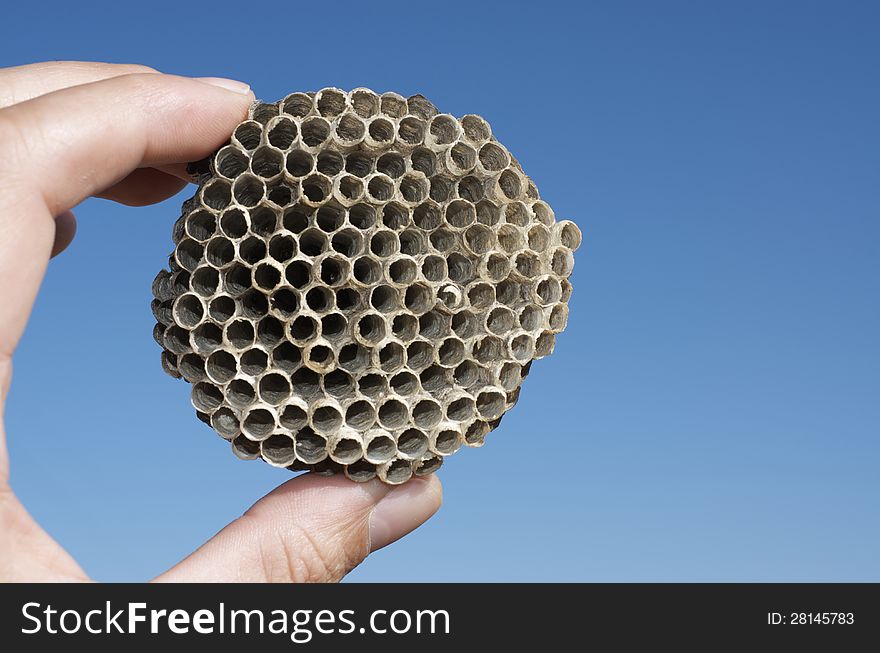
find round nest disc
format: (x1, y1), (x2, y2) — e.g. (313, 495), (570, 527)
(151, 88), (581, 484)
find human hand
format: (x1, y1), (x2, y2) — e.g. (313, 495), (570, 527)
(0, 61), (442, 583)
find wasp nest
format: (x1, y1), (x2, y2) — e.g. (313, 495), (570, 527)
(152, 88), (581, 484)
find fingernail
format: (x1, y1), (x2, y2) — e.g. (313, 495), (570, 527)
(196, 77), (252, 95)
(369, 478), (441, 552)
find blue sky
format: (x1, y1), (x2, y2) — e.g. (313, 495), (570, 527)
(2, 0), (878, 581)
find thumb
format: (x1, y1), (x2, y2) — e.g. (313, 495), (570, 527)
(154, 473), (442, 582)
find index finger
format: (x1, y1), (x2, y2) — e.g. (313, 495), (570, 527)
(0, 61), (160, 109)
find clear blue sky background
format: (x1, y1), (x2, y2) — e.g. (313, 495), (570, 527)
(1, 1), (878, 581)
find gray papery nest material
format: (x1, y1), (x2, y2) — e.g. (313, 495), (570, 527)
(152, 88), (582, 484)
